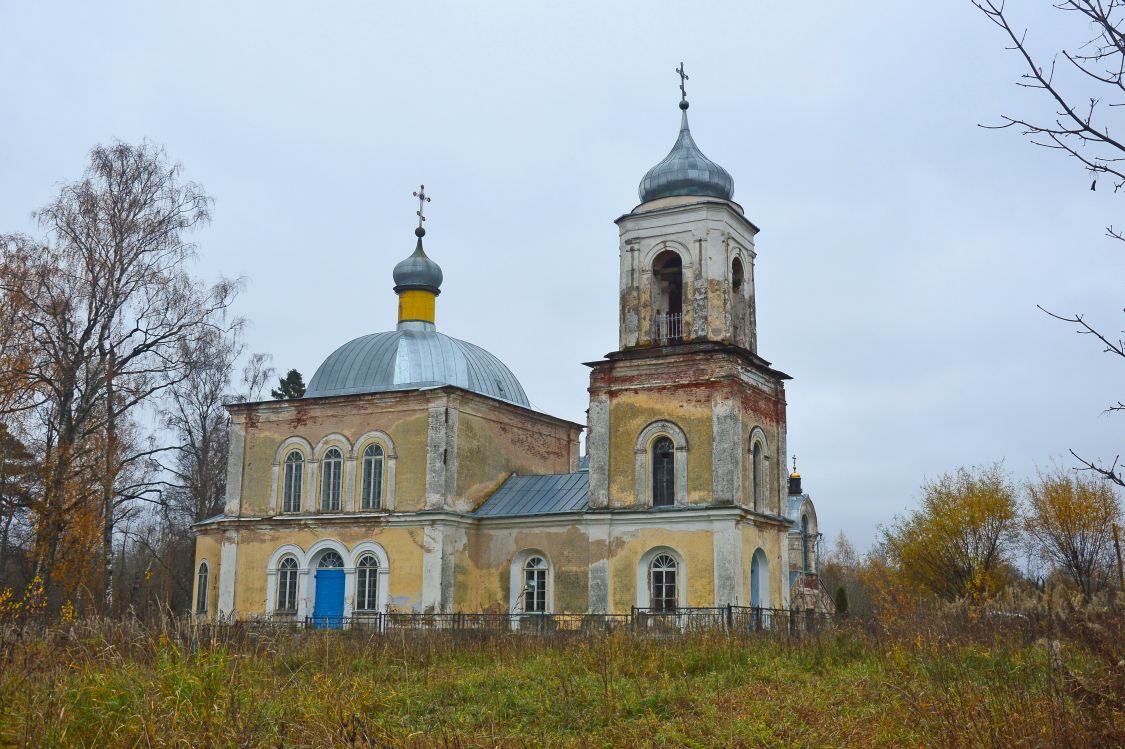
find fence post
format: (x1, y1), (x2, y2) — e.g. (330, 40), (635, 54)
(725, 604), (733, 630)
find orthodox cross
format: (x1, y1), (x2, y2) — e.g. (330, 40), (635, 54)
(676, 61), (689, 103)
(413, 185), (431, 229)
(792, 454), (798, 473)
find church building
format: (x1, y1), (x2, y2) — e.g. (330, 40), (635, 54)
(192, 77), (822, 622)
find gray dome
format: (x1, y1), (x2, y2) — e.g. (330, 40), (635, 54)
(305, 327), (530, 406)
(639, 106), (734, 203)
(392, 234), (443, 293)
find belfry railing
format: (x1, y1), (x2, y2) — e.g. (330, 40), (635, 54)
(653, 312), (682, 344)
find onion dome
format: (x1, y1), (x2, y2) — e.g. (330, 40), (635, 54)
(392, 227), (443, 294)
(638, 100), (734, 203)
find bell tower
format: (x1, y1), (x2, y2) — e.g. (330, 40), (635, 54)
(587, 70), (791, 521)
(617, 81), (758, 352)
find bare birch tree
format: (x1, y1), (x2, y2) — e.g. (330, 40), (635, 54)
(0, 141), (240, 610)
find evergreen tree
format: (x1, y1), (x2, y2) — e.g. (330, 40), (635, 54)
(271, 369), (305, 400)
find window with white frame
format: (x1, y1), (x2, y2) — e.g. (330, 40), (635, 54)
(652, 436), (675, 507)
(649, 553), (679, 611)
(360, 444), (384, 510)
(355, 554), (379, 611)
(283, 451), (304, 513)
(276, 557), (299, 614)
(195, 562), (208, 614)
(320, 448), (343, 511)
(523, 556), (548, 613)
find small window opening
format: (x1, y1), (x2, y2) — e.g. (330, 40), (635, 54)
(732, 257), (744, 291)
(195, 562), (208, 614)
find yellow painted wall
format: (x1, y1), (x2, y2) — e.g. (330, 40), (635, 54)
(455, 401), (578, 511)
(741, 521), (785, 608)
(606, 388), (714, 507)
(228, 523), (427, 614)
(238, 394), (432, 515)
(460, 525), (592, 613)
(193, 532), (222, 615)
(605, 527), (716, 610)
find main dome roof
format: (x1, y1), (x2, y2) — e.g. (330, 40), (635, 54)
(638, 103), (734, 203)
(304, 326), (530, 406)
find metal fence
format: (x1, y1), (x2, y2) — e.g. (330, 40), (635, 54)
(249, 606), (832, 635)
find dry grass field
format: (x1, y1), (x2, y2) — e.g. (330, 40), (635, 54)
(0, 605), (1121, 748)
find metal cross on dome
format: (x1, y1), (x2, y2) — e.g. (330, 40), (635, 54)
(676, 62), (689, 103)
(413, 185), (431, 229)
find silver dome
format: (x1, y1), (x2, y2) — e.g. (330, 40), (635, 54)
(305, 324), (530, 406)
(392, 235), (443, 293)
(638, 105), (734, 203)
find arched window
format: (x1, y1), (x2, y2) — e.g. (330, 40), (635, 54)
(360, 444), (384, 510)
(652, 436), (675, 507)
(276, 557), (299, 614)
(653, 250), (683, 343)
(355, 554), (379, 611)
(523, 556), (548, 613)
(320, 448), (342, 511)
(195, 562), (208, 614)
(752, 442), (763, 511)
(318, 551), (344, 568)
(283, 451), (304, 513)
(649, 554), (679, 612)
(801, 515), (811, 571)
(732, 256), (744, 291)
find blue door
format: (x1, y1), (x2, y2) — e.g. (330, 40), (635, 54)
(312, 569), (345, 629)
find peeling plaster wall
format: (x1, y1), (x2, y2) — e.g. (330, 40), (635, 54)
(226, 387), (580, 521)
(222, 523), (428, 615)
(616, 198), (758, 351)
(741, 521), (786, 608)
(453, 398), (579, 513)
(193, 533), (222, 616)
(231, 391), (431, 516)
(588, 349), (787, 514)
(606, 526), (716, 610)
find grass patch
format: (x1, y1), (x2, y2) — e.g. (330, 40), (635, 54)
(0, 618), (1120, 747)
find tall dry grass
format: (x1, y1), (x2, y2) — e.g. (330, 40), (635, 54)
(0, 597), (1121, 748)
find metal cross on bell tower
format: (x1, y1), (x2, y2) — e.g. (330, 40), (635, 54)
(675, 61), (689, 104)
(413, 185), (431, 230)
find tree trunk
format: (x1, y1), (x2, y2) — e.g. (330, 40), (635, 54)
(101, 352), (117, 614)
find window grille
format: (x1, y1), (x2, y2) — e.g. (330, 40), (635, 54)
(523, 556), (548, 613)
(195, 562), (208, 614)
(650, 554), (678, 611)
(283, 451), (304, 513)
(356, 554), (379, 611)
(321, 448), (342, 511)
(361, 444), (384, 510)
(318, 551), (344, 568)
(652, 437), (675, 507)
(276, 557), (298, 613)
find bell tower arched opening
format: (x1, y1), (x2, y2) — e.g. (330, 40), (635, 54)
(652, 250), (683, 344)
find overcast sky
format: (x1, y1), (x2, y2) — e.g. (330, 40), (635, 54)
(2, 1), (1122, 551)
